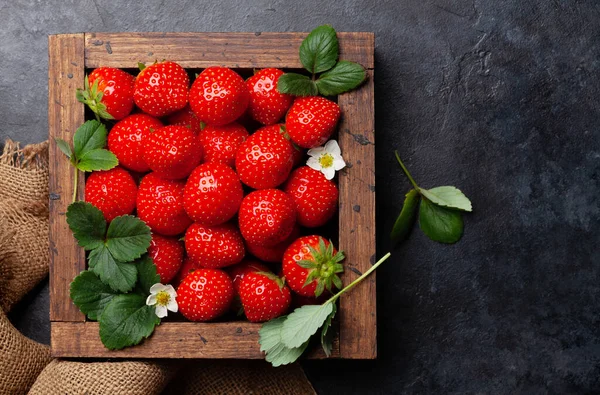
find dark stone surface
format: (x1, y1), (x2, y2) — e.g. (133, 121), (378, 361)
(3, 0), (599, 393)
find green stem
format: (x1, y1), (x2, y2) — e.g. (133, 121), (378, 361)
(394, 151), (419, 190)
(327, 252), (392, 304)
(72, 167), (79, 202)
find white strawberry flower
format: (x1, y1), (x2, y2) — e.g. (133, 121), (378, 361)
(146, 283), (178, 318)
(306, 139), (346, 180)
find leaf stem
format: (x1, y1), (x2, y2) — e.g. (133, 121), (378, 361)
(327, 252), (391, 304)
(394, 151), (419, 190)
(72, 167), (79, 202)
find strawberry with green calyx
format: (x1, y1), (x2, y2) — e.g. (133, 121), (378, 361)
(137, 172), (192, 236)
(238, 189), (297, 247)
(286, 96), (340, 149)
(247, 68), (293, 125)
(198, 123), (249, 169)
(148, 233), (184, 284)
(142, 125), (203, 180)
(177, 268), (234, 321)
(134, 61), (189, 117)
(185, 222), (245, 269)
(108, 113), (163, 173)
(282, 236), (343, 297)
(189, 66), (250, 126)
(85, 166), (137, 222)
(183, 162), (243, 226)
(239, 272), (292, 322)
(166, 105), (203, 134)
(259, 252), (392, 366)
(77, 67), (135, 121)
(235, 124), (295, 189)
(284, 166), (338, 228)
(246, 224), (301, 264)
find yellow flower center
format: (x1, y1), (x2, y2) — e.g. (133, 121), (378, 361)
(319, 153), (334, 168)
(156, 291), (171, 307)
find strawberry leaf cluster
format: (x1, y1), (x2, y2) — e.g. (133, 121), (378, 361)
(277, 25), (366, 97)
(391, 152), (473, 245)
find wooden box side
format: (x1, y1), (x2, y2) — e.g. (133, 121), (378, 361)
(49, 32), (375, 359)
(48, 34), (87, 322)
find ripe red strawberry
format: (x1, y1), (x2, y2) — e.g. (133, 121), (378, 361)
(185, 222), (245, 269)
(77, 67), (135, 120)
(183, 162), (243, 226)
(189, 66), (250, 126)
(176, 268), (234, 321)
(246, 68), (293, 125)
(286, 96), (341, 148)
(246, 224), (300, 263)
(226, 260), (270, 293)
(235, 124), (294, 189)
(284, 166), (339, 228)
(137, 172), (192, 236)
(238, 189), (296, 247)
(134, 61), (189, 117)
(198, 123), (249, 168)
(291, 145), (305, 168)
(173, 256), (196, 287)
(282, 235), (344, 297)
(239, 272), (291, 322)
(107, 114), (163, 173)
(142, 125), (203, 180)
(166, 105), (203, 134)
(292, 292), (330, 308)
(84, 167), (137, 222)
(148, 233), (184, 283)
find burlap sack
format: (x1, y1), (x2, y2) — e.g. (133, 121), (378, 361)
(0, 140), (50, 312)
(0, 139), (315, 395)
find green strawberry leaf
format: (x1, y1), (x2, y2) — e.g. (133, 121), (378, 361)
(76, 149), (118, 172)
(70, 270), (119, 320)
(321, 303), (337, 357)
(105, 215), (152, 262)
(390, 189), (420, 246)
(135, 255), (160, 295)
(299, 25), (339, 74)
(419, 186), (472, 212)
(54, 138), (73, 159)
(259, 316), (309, 367)
(419, 197), (464, 244)
(315, 61), (366, 96)
(73, 120), (108, 159)
(90, 245), (138, 293)
(98, 294), (160, 350)
(280, 302), (334, 349)
(66, 201), (106, 250)
(277, 73), (318, 96)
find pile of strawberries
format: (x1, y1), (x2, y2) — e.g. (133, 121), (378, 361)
(83, 61), (344, 323)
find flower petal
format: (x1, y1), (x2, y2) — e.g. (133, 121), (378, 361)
(149, 283), (167, 294)
(333, 156), (346, 171)
(165, 284), (177, 298)
(325, 140), (341, 156)
(307, 146), (325, 157)
(146, 294), (157, 306)
(307, 157), (321, 171)
(322, 166), (336, 180)
(155, 305), (168, 318)
(167, 299), (179, 313)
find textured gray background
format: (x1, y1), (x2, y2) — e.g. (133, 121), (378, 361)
(3, 0), (600, 393)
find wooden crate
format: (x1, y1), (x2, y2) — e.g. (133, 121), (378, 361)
(48, 32), (375, 359)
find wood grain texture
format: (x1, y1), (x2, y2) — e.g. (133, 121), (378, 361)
(48, 34), (86, 322)
(51, 321), (339, 359)
(337, 69), (376, 359)
(84, 32), (374, 69)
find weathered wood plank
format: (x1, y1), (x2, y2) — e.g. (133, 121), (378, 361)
(48, 34), (86, 322)
(337, 69), (376, 359)
(51, 321), (339, 359)
(84, 32), (374, 69)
